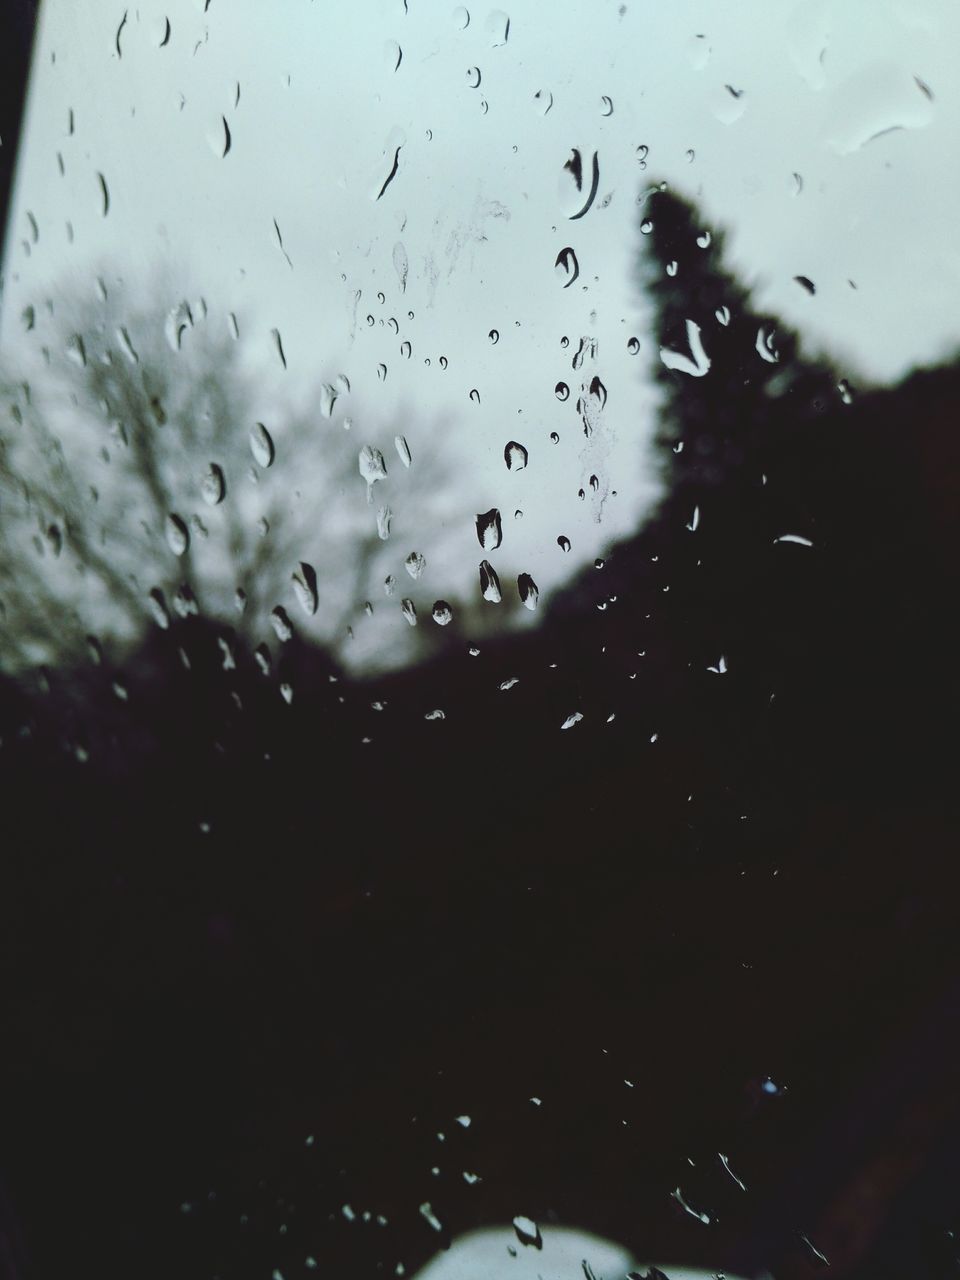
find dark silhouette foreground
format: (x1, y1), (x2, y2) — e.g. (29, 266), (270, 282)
(1, 192), (959, 1280)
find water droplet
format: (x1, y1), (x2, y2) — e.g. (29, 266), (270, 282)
(384, 40), (402, 72)
(466, 67), (481, 88)
(401, 598), (417, 626)
(504, 440), (527, 470)
(659, 318), (711, 377)
(384, 575), (397, 596)
(838, 378), (854, 405)
(696, 229), (712, 249)
(666, 260), (678, 277)
(555, 381), (569, 401)
(115, 9), (128, 57)
(794, 274), (816, 295)
(627, 336), (640, 354)
(636, 144), (649, 168)
(773, 533), (813, 547)
(432, 600), (453, 626)
(393, 241), (409, 293)
(377, 506), (392, 540)
(21, 305), (35, 331)
(200, 463), (225, 505)
(250, 422), (275, 468)
(164, 300), (193, 351)
(640, 218), (654, 235)
(560, 335), (569, 348)
(570, 336), (593, 370)
(485, 9), (510, 45)
(685, 147), (696, 163)
(469, 388), (480, 404)
(148, 588), (170, 629)
(533, 88), (553, 115)
(517, 573), (538, 610)
(425, 709), (446, 721)
(292, 562), (319, 616)
(374, 135), (403, 201)
(271, 607), (294, 641)
(672, 1187), (711, 1225)
(377, 363), (388, 381)
(555, 246), (580, 288)
(550, 431), (560, 444)
(395, 435), (412, 467)
(95, 170), (110, 215)
(359, 445), (388, 495)
(479, 560), (501, 602)
(715, 305), (730, 326)
(452, 5), (470, 29)
(319, 383), (338, 418)
(115, 326), (139, 363)
(65, 334), (87, 367)
(405, 551), (426, 579)
(711, 83), (746, 125)
(686, 505), (700, 532)
(488, 328), (499, 344)
(439, 355), (448, 369)
(165, 513), (189, 556)
(756, 326), (779, 363)
(234, 588), (247, 615)
(557, 535), (571, 552)
(600, 95), (614, 116)
(271, 328), (287, 369)
(559, 148), (600, 220)
(476, 508), (502, 551)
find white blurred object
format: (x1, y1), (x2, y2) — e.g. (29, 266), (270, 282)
(411, 1225), (762, 1280)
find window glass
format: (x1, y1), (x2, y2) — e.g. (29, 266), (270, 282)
(1, 3), (958, 1278)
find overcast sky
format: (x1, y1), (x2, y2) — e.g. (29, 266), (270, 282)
(2, 0), (958, 668)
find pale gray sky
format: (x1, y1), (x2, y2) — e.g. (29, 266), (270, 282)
(3, 0), (958, 669)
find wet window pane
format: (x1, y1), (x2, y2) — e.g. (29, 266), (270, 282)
(1, 2), (959, 1278)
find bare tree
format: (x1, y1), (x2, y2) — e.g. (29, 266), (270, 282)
(0, 275), (455, 679)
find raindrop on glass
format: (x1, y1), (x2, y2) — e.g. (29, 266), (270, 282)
(405, 551), (426, 579)
(292, 562), (319, 616)
(271, 607), (294, 641)
(517, 573), (539, 610)
(200, 463), (225, 505)
(512, 1216), (543, 1248)
(395, 435), (412, 467)
(479, 560), (502, 603)
(485, 9), (510, 45)
(504, 440), (527, 470)
(165, 514), (189, 556)
(555, 246), (580, 288)
(475, 508), (502, 551)
(559, 148), (600, 220)
(250, 422), (275, 468)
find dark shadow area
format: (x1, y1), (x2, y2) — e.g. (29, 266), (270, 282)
(1, 190), (959, 1279)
